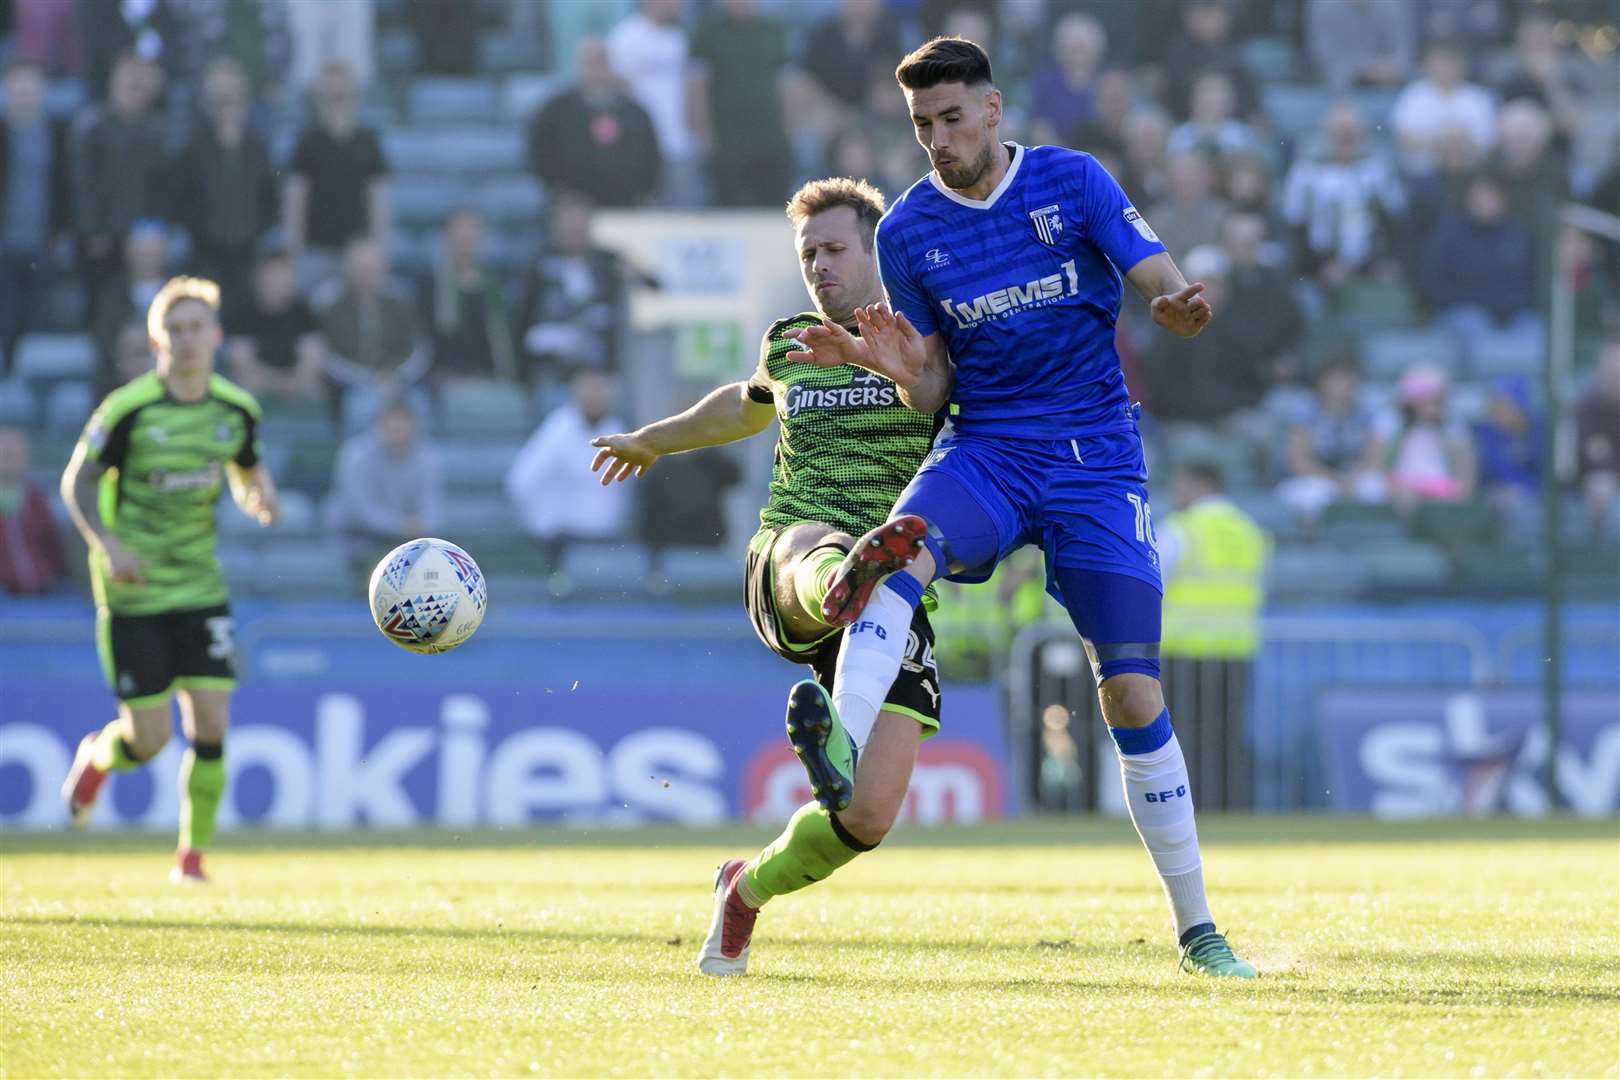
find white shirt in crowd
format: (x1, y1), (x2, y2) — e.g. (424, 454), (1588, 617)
(504, 402), (629, 542)
(605, 11), (693, 161)
(1390, 78), (1496, 170)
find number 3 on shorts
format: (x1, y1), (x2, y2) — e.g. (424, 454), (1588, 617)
(204, 616), (236, 661)
(1125, 492), (1158, 551)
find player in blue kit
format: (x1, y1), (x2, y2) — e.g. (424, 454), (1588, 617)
(791, 37), (1256, 977)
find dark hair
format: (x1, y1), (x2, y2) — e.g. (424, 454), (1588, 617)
(785, 177), (887, 250)
(895, 36), (993, 91)
(1180, 459), (1224, 491)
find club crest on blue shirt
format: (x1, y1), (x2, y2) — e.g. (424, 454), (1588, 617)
(1029, 203), (1064, 246)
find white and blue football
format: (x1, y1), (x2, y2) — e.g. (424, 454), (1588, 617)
(368, 538), (487, 654)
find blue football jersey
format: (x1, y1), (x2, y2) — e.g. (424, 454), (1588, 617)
(875, 143), (1166, 439)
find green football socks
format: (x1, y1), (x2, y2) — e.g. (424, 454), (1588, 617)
(738, 800), (870, 907)
(90, 719), (140, 771)
(179, 743), (226, 852)
(793, 546), (848, 627)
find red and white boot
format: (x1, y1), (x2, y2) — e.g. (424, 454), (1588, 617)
(60, 733), (109, 828)
(697, 859), (757, 976)
(170, 848), (208, 885)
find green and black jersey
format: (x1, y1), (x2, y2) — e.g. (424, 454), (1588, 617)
(746, 313), (941, 538)
(77, 372), (263, 616)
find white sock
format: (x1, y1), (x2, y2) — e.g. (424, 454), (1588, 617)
(1111, 711), (1214, 942)
(830, 576), (921, 749)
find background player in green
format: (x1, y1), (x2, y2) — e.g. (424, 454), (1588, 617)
(589, 178), (943, 976)
(59, 276), (281, 884)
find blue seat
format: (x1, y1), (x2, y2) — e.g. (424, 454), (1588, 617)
(390, 175), (464, 227)
(478, 176), (543, 227)
(385, 127), (524, 175)
(1470, 330), (1541, 379)
(13, 333), (96, 381)
(1360, 330), (1462, 381)
(438, 380), (532, 441)
(0, 378), (36, 426)
(410, 78), (500, 124)
(1260, 84), (1333, 141)
(503, 74), (563, 122)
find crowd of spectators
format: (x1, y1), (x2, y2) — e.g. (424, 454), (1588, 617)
(1, 0), (1618, 599)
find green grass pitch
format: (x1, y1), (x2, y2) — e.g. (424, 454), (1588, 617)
(3, 817), (1616, 1078)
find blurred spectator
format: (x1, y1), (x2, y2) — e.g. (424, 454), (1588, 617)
(1472, 376), (1541, 530)
(224, 243), (324, 404)
(828, 125), (912, 204)
(1027, 13), (1105, 149)
(526, 36), (662, 208)
(605, 0), (696, 204)
(1281, 102), (1405, 287)
(636, 450), (741, 572)
(109, 319), (154, 390)
(1391, 40), (1496, 176)
(169, 57), (278, 310)
(422, 209), (517, 384)
(689, 0), (791, 208)
(1222, 211), (1302, 379)
(161, 0), (292, 104)
(0, 60), (71, 365)
(1492, 100), (1566, 294)
(1221, 151), (1277, 225)
(1403, 128), (1485, 255)
(285, 61), (388, 285)
(786, 0), (900, 142)
(404, 0), (478, 75)
(0, 426), (63, 596)
(1576, 343), (1620, 541)
(1416, 0), (1505, 53)
(71, 51), (167, 319)
(520, 193), (627, 383)
(1495, 12), (1586, 154)
(1071, 68), (1135, 158)
(1380, 365), (1476, 510)
(1141, 246), (1274, 424)
(313, 238), (430, 410)
(1416, 173), (1539, 356)
(1146, 152), (1228, 258)
(1161, 0), (1257, 121)
(286, 0), (374, 95)
(14, 0), (82, 77)
(91, 221), (170, 376)
(77, 0), (174, 101)
(1275, 356), (1388, 525)
(1118, 106), (1171, 206)
(1559, 226), (1620, 353)
(327, 398), (443, 575)
(505, 369), (630, 574)
(1304, 0), (1413, 92)
(1167, 71), (1259, 164)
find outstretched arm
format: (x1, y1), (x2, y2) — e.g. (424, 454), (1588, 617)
(1125, 251), (1213, 339)
(590, 380), (775, 485)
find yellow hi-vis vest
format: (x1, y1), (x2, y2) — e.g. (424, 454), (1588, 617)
(1160, 498), (1270, 660)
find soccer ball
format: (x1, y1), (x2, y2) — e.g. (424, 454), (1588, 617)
(368, 538), (487, 654)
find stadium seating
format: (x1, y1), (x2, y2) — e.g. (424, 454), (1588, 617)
(42, 380), (93, 435)
(502, 74), (562, 123)
(1258, 84), (1333, 142)
(409, 77), (500, 125)
(0, 378), (36, 426)
(438, 381), (533, 441)
(12, 333), (96, 382)
(1359, 538), (1454, 594)
(1266, 544), (1368, 602)
(1360, 329), (1463, 381)
(437, 439), (519, 494)
(1470, 330), (1542, 379)
(1320, 499), (1405, 544)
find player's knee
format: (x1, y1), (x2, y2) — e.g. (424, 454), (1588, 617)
(125, 725), (170, 760)
(1098, 673), (1165, 729)
(836, 796), (898, 847)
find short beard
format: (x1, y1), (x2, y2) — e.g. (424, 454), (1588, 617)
(939, 140), (999, 191)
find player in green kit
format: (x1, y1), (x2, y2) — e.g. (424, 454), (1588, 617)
(589, 178), (944, 975)
(59, 276), (280, 884)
